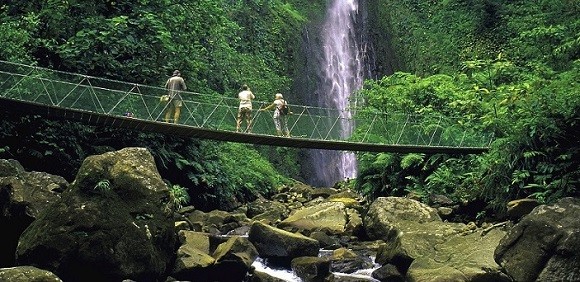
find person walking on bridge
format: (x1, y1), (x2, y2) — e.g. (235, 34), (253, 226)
(236, 84), (255, 133)
(164, 70), (187, 123)
(259, 93), (291, 137)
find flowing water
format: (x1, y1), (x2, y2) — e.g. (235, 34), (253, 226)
(298, 0), (371, 187)
(251, 254), (381, 281)
(252, 258), (302, 281)
(253, 1), (377, 276)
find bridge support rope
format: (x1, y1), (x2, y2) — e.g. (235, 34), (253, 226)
(0, 60), (492, 154)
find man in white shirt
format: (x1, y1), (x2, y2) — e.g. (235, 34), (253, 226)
(236, 84), (255, 132)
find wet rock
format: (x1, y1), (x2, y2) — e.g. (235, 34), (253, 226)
(248, 269), (288, 282)
(364, 197), (508, 281)
(175, 220), (189, 232)
(212, 236), (259, 282)
(407, 228), (510, 281)
(311, 187), (339, 199)
(0, 265), (62, 282)
(15, 147), (176, 281)
(345, 208), (364, 237)
(278, 201), (347, 235)
(248, 221), (319, 267)
(171, 233), (215, 281)
(428, 194), (454, 207)
(328, 248), (374, 274)
(364, 197), (441, 242)
(375, 241), (413, 275)
(437, 206), (454, 219)
(246, 198), (289, 224)
(0, 159), (25, 177)
(372, 264), (404, 282)
(0, 159), (68, 267)
(495, 197), (580, 282)
(310, 231), (341, 249)
(291, 256), (331, 282)
(506, 198), (540, 220)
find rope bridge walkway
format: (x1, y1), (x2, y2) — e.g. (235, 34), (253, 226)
(0, 60), (492, 154)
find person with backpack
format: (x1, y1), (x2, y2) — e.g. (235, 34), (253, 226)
(259, 93), (291, 137)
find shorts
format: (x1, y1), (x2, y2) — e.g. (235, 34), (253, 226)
(170, 99), (183, 107)
(238, 107), (252, 119)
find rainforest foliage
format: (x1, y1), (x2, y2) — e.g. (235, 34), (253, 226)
(356, 0), (579, 215)
(0, 0), (308, 211)
(0, 0), (578, 214)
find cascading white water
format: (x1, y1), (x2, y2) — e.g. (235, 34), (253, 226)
(304, 0), (369, 187)
(251, 253), (381, 281)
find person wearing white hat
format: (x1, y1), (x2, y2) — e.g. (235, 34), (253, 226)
(259, 93), (291, 137)
(236, 84), (255, 132)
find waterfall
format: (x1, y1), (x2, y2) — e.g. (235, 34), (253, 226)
(297, 0), (371, 187)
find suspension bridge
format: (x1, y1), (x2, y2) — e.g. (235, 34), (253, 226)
(0, 60), (492, 154)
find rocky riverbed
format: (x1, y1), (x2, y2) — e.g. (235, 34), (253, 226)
(0, 147), (578, 281)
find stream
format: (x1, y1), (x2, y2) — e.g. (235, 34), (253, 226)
(251, 251), (381, 281)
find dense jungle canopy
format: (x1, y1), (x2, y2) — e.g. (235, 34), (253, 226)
(0, 0), (578, 216)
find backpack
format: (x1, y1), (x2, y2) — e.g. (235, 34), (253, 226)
(278, 100), (289, 115)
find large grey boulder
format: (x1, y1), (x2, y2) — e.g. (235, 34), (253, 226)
(212, 235), (259, 282)
(364, 197), (509, 281)
(291, 256), (331, 282)
(364, 196), (442, 243)
(276, 183), (316, 203)
(171, 231), (259, 282)
(248, 221), (320, 266)
(249, 269), (289, 282)
(0, 159), (25, 177)
(0, 265), (62, 282)
(407, 228), (510, 282)
(495, 197), (580, 282)
(0, 159), (67, 267)
(247, 198), (289, 225)
(246, 198), (289, 219)
(327, 247), (375, 274)
(15, 147), (176, 281)
(171, 231), (216, 280)
(506, 198), (540, 220)
(278, 201), (348, 235)
(183, 208), (251, 235)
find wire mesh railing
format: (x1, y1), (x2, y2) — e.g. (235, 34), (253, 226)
(0, 60), (493, 149)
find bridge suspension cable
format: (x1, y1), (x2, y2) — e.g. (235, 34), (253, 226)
(0, 60), (492, 154)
